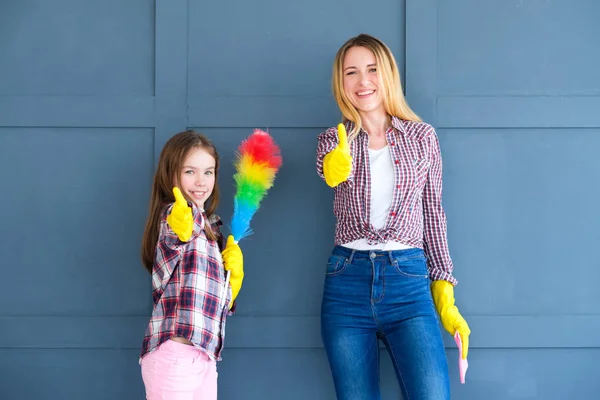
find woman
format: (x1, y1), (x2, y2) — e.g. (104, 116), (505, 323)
(317, 33), (470, 400)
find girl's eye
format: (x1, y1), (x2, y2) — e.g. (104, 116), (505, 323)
(369, 68), (377, 73)
(185, 170), (194, 175)
(205, 171), (213, 176)
(345, 71), (356, 76)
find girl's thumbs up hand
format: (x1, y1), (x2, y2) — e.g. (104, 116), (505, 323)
(167, 187), (194, 242)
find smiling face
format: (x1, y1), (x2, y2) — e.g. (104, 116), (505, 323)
(178, 146), (216, 210)
(341, 45), (386, 118)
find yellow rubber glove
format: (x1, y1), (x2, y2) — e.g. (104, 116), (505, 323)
(166, 187), (194, 242)
(222, 235), (244, 308)
(323, 123), (352, 187)
(431, 280), (471, 359)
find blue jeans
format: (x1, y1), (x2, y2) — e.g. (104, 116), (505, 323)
(321, 246), (450, 400)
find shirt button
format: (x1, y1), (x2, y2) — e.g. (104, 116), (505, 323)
(390, 212), (397, 217)
(395, 159), (399, 164)
(396, 185), (401, 189)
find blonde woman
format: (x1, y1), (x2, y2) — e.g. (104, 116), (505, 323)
(317, 34), (470, 399)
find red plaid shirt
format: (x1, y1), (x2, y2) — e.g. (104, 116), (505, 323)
(140, 204), (232, 362)
(317, 117), (457, 284)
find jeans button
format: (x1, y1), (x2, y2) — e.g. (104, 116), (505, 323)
(370, 252), (376, 259)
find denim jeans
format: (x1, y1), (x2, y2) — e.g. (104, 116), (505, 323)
(321, 246), (450, 400)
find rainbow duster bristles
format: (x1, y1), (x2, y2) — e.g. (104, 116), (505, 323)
(230, 129), (282, 242)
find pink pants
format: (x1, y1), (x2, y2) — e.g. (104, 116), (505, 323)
(141, 340), (218, 400)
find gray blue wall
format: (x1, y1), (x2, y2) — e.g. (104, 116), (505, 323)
(1, 0), (598, 398)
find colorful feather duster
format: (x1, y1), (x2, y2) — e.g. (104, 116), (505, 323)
(230, 129), (282, 243)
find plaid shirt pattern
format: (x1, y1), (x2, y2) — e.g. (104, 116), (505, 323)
(140, 204), (232, 362)
(317, 117), (457, 284)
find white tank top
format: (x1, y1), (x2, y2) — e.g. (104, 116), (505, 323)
(343, 146), (414, 251)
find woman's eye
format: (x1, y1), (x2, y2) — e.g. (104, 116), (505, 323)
(369, 68), (377, 73)
(205, 171), (213, 176)
(185, 170), (194, 174)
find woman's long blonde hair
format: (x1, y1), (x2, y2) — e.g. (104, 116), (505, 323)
(140, 130), (220, 273)
(332, 33), (421, 141)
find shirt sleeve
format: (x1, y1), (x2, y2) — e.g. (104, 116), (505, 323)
(209, 214), (237, 314)
(152, 204), (206, 297)
(208, 214), (225, 252)
(422, 128), (458, 285)
(206, 213), (238, 315)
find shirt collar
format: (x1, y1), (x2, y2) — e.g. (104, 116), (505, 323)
(345, 115), (406, 139)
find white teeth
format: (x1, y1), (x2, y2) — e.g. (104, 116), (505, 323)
(357, 90), (374, 96)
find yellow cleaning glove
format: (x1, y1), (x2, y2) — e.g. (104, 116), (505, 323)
(222, 235), (244, 308)
(431, 280), (471, 359)
(323, 123), (352, 187)
(167, 187), (194, 242)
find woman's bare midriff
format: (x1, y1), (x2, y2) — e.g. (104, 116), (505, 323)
(170, 336), (193, 345)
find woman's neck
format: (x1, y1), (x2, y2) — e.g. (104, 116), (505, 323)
(361, 112), (390, 137)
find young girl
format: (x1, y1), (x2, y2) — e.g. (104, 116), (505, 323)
(139, 130), (244, 399)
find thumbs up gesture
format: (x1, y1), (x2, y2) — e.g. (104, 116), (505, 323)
(167, 187), (194, 242)
(323, 123), (353, 187)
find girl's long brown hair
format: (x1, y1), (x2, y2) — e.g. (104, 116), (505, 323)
(141, 130), (220, 273)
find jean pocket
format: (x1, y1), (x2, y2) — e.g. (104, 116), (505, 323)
(392, 255), (428, 278)
(325, 254), (348, 276)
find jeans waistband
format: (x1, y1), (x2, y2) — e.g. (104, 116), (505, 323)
(332, 245), (425, 264)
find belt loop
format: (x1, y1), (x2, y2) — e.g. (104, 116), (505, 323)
(348, 249), (356, 264)
(387, 250), (395, 264)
